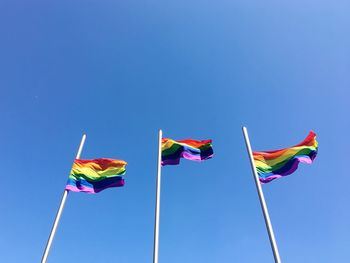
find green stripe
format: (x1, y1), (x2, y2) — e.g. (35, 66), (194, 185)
(198, 143), (212, 151)
(255, 148), (315, 173)
(70, 171), (125, 182)
(162, 143), (183, 156)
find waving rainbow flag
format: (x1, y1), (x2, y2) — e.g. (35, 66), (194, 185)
(253, 131), (318, 183)
(161, 138), (213, 165)
(65, 158), (127, 193)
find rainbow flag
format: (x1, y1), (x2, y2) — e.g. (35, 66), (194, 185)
(253, 131), (318, 183)
(161, 138), (213, 165)
(65, 158), (127, 193)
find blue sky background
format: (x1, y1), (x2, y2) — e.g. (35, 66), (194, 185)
(0, 0), (349, 262)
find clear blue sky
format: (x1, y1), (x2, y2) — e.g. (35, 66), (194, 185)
(0, 0), (349, 262)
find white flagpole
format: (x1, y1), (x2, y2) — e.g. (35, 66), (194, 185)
(41, 134), (87, 263)
(242, 127), (281, 263)
(153, 129), (162, 263)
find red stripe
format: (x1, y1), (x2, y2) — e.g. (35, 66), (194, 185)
(253, 131), (316, 160)
(74, 158), (127, 170)
(162, 138), (212, 148)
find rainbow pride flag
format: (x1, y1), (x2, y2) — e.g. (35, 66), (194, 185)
(161, 138), (213, 165)
(253, 131), (318, 183)
(65, 158), (127, 193)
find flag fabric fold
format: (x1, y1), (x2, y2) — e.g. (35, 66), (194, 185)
(161, 138), (213, 165)
(65, 158), (127, 193)
(253, 131), (318, 183)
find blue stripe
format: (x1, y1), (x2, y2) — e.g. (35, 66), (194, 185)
(258, 152), (316, 179)
(162, 145), (213, 162)
(66, 176), (124, 193)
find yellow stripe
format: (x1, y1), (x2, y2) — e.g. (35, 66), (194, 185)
(162, 140), (176, 151)
(162, 139), (202, 151)
(71, 165), (126, 180)
(254, 146), (316, 167)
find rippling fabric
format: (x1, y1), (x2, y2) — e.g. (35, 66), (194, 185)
(253, 131), (318, 183)
(162, 138), (213, 165)
(65, 158), (127, 193)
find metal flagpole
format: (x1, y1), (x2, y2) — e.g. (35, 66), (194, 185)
(242, 127), (281, 263)
(153, 129), (162, 263)
(41, 134), (87, 263)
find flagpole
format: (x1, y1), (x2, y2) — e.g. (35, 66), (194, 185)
(242, 127), (281, 263)
(153, 129), (162, 263)
(41, 134), (87, 263)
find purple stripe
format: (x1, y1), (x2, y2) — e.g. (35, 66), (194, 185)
(162, 153), (213, 166)
(162, 144), (213, 166)
(65, 184), (96, 194)
(65, 177), (125, 194)
(259, 155), (314, 183)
